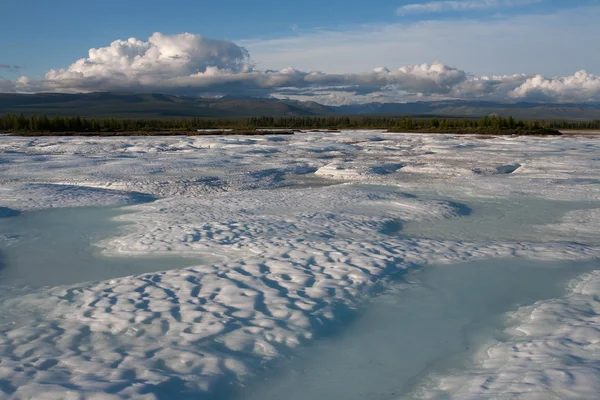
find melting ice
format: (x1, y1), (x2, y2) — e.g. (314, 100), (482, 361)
(0, 132), (599, 399)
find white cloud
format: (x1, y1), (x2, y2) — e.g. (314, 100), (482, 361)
(509, 71), (600, 102)
(41, 32), (251, 89)
(3, 21), (600, 105)
(11, 32), (477, 100)
(397, 0), (541, 15)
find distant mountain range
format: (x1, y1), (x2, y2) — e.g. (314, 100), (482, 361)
(1, 92), (600, 120)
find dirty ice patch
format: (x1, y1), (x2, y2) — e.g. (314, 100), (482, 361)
(472, 163), (521, 175)
(315, 162), (404, 181)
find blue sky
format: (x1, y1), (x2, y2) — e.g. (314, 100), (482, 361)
(1, 0), (600, 103)
(1, 0), (596, 79)
(4, 0), (403, 78)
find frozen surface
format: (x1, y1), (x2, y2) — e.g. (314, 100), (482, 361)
(411, 269), (600, 400)
(0, 206), (222, 288)
(400, 196), (600, 244)
(1, 132), (600, 399)
(231, 258), (599, 400)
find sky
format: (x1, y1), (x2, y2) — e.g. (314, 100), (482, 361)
(1, 0), (600, 104)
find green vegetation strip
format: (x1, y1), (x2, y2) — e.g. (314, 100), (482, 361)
(0, 114), (577, 136)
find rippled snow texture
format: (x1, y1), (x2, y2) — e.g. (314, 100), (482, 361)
(1, 131), (600, 399)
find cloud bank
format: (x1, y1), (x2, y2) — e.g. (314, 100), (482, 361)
(5, 32), (600, 105)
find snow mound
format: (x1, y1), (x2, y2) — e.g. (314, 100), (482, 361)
(315, 162), (403, 180)
(472, 163), (522, 175)
(98, 186), (461, 256)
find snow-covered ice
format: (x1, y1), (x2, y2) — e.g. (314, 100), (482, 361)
(232, 258), (600, 400)
(1, 131), (600, 399)
(411, 269), (600, 400)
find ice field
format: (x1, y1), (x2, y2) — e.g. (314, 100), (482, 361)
(0, 131), (599, 399)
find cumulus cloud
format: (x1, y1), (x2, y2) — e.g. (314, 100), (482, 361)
(397, 0), (541, 15)
(12, 32), (475, 99)
(509, 71), (600, 102)
(27, 33), (253, 94)
(4, 32), (600, 104)
(45, 33), (250, 80)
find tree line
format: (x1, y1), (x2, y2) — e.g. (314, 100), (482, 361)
(1, 113), (599, 132)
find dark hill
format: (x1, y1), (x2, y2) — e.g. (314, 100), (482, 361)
(1, 92), (600, 120)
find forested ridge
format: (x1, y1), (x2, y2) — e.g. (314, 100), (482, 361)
(1, 113), (597, 134)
